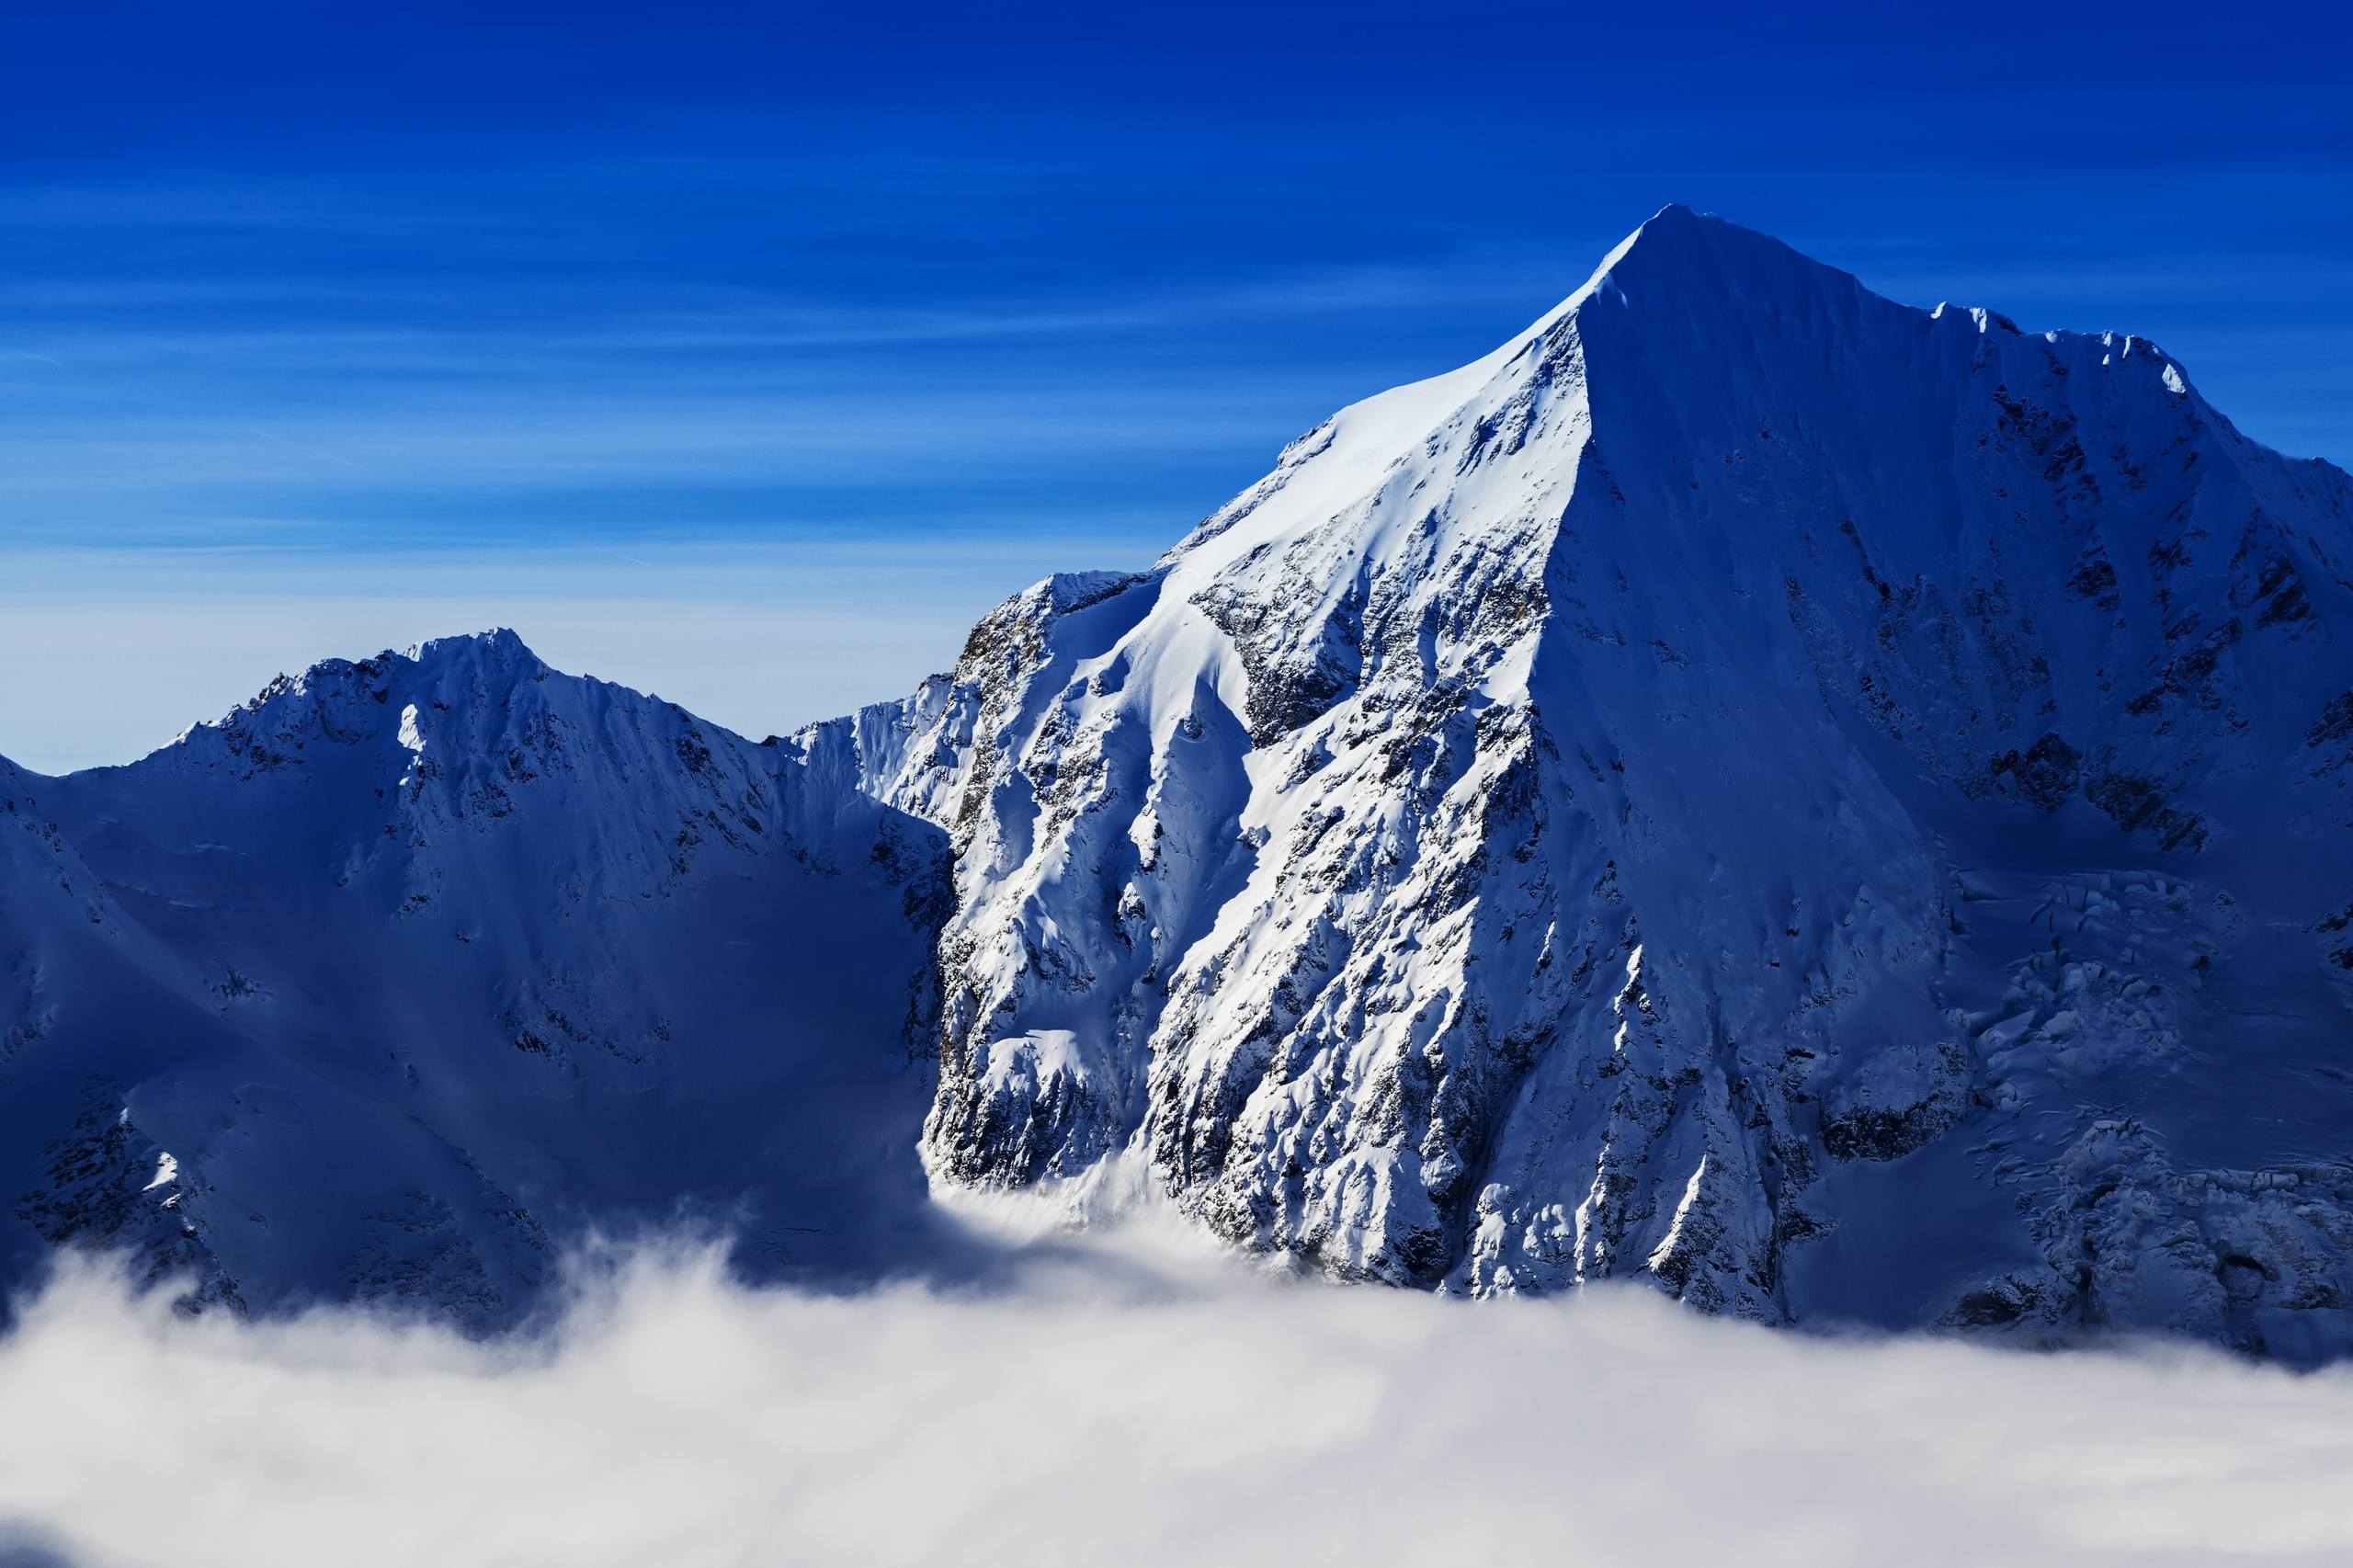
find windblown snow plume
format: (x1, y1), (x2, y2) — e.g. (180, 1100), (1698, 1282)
(2, 1226), (2351, 1568)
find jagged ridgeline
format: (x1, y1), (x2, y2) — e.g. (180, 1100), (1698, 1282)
(7, 208), (2353, 1358)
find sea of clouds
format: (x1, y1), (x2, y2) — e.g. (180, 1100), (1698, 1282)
(2, 1215), (2349, 1568)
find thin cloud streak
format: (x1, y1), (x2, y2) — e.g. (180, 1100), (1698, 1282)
(0, 263), (1561, 369)
(0, 395), (1299, 495)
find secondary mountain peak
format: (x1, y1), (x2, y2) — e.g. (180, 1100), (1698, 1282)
(142, 628), (558, 784)
(2, 630), (952, 1326)
(404, 624), (544, 674)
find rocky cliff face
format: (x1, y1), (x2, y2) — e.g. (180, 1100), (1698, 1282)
(811, 207), (2353, 1359)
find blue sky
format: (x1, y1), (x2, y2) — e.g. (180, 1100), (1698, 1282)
(6, 0), (2349, 770)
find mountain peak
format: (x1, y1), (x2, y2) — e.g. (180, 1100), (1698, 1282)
(1579, 202), (1850, 307)
(264, 627), (547, 710)
(132, 629), (558, 776)
(403, 626), (545, 676)
(887, 205), (2353, 1351)
(1629, 199), (1711, 240)
(1577, 208), (2211, 406)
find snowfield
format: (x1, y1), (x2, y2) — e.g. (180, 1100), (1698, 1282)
(6, 207), (2353, 1360)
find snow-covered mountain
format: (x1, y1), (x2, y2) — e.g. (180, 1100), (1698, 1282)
(809, 206), (2353, 1359)
(2, 631), (949, 1326)
(8, 207), (2353, 1358)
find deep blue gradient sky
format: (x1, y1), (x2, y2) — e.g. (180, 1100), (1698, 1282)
(6, 1), (2350, 769)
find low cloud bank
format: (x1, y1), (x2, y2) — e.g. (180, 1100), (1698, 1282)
(3, 1221), (2350, 1568)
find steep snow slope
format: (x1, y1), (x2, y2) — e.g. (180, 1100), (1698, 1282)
(2, 631), (949, 1325)
(813, 206), (2353, 1358)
